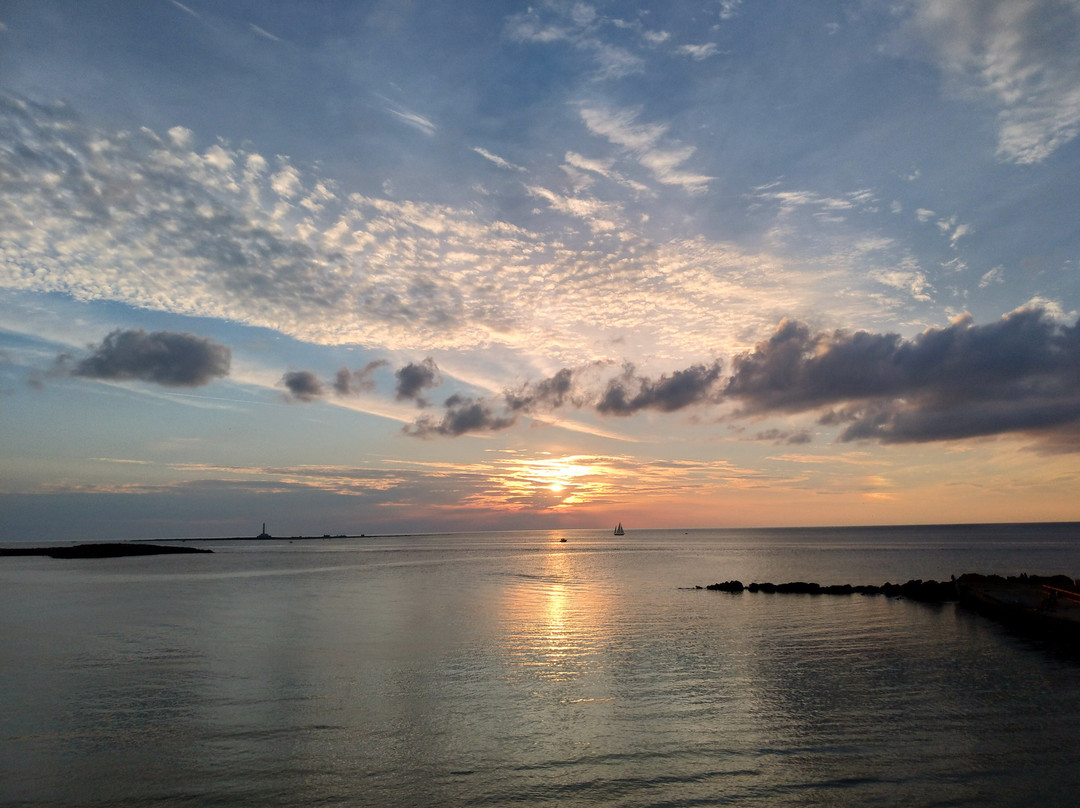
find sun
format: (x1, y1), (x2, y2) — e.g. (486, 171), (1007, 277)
(489, 454), (615, 510)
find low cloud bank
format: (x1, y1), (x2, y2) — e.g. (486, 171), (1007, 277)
(90, 306), (1072, 452)
(406, 360), (728, 438)
(402, 304), (1080, 450)
(726, 305), (1080, 444)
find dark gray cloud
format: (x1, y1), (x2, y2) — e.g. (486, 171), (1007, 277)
(333, 360), (388, 395)
(395, 358), (441, 405)
(726, 306), (1080, 444)
(394, 306), (1080, 448)
(404, 394), (517, 438)
(404, 359), (728, 438)
(505, 367), (577, 412)
(281, 369), (325, 402)
(596, 361), (725, 416)
(72, 329), (231, 387)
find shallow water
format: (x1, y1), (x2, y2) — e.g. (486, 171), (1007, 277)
(2, 525), (1079, 806)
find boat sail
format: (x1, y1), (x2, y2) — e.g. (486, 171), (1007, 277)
(613, 522), (625, 536)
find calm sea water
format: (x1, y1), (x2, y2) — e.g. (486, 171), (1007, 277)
(2, 524), (1080, 807)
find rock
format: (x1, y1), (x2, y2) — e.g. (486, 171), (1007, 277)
(706, 580), (744, 593)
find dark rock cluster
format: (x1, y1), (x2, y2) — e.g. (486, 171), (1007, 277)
(702, 578), (958, 602)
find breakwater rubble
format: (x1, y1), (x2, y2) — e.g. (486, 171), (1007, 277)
(700, 578), (957, 601)
(698, 574), (1080, 645)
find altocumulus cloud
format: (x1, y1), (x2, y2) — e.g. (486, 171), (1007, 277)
(0, 92), (867, 367)
(70, 329), (231, 387)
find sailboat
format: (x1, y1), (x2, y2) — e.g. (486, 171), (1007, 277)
(613, 522), (625, 536)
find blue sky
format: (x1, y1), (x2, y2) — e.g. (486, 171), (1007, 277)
(2, 0), (1080, 539)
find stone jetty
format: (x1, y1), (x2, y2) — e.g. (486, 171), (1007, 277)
(699, 573), (1080, 643)
(700, 577), (957, 601)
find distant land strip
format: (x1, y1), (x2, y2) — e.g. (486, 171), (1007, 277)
(156, 534), (390, 542)
(0, 534), (409, 558)
(0, 543), (213, 559)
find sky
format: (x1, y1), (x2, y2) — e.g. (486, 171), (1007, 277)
(2, 0), (1080, 540)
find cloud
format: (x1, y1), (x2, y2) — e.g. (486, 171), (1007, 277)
(281, 369), (325, 402)
(167, 0), (199, 18)
(676, 43), (721, 60)
(753, 428), (814, 445)
(0, 93), (951, 373)
(506, 5), (643, 79)
(751, 184), (876, 221)
(70, 329), (231, 387)
(405, 360), (726, 438)
(526, 184), (620, 231)
(333, 360), (388, 396)
(506, 367), (579, 412)
(718, 0), (743, 20)
(596, 361), (726, 415)
(473, 147), (526, 172)
(979, 266), (1006, 288)
(395, 358), (441, 405)
(277, 358), (393, 402)
(512, 361), (726, 419)
(383, 103), (437, 136)
(248, 23), (282, 42)
(902, 0), (1080, 163)
(405, 394), (518, 438)
(726, 305), (1080, 446)
(580, 106), (713, 193)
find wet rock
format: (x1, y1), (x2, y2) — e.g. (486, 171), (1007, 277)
(706, 580), (744, 593)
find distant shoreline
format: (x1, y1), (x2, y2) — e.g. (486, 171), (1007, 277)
(146, 534), (378, 542)
(0, 534), (407, 558)
(0, 543), (214, 559)
(2, 522), (1077, 551)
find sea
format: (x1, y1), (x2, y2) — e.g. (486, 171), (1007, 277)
(2, 523), (1080, 807)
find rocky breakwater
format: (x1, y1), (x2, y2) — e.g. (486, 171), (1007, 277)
(700, 573), (1080, 647)
(701, 578), (957, 602)
(954, 573), (1080, 638)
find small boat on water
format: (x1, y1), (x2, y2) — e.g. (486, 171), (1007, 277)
(613, 522), (625, 536)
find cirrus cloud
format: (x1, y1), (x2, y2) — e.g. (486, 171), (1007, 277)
(901, 0), (1080, 164)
